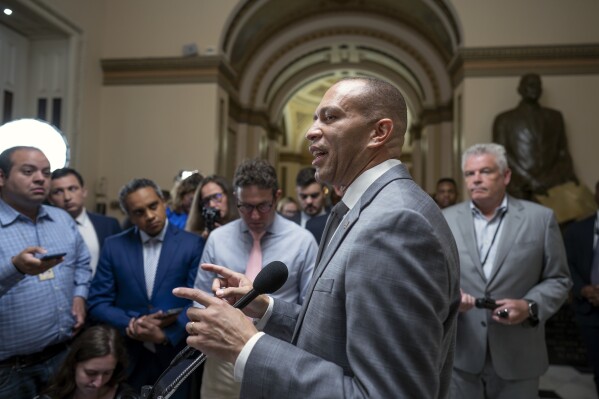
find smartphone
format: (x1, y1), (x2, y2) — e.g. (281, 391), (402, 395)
(474, 297), (499, 310)
(160, 307), (184, 317)
(40, 252), (67, 261)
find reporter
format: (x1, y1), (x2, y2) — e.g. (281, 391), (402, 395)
(185, 175), (239, 238)
(36, 325), (138, 399)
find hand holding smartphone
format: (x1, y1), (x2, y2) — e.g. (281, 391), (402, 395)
(160, 307), (184, 317)
(39, 252), (67, 261)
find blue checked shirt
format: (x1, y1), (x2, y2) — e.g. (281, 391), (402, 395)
(0, 199), (91, 360)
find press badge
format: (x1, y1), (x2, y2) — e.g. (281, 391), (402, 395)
(38, 269), (55, 281)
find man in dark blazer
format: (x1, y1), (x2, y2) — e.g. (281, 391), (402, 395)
(88, 178), (203, 399)
(50, 168), (121, 276)
(444, 143), (572, 399)
(175, 77), (460, 398)
(564, 180), (599, 395)
(305, 212), (327, 244)
(290, 167), (330, 243)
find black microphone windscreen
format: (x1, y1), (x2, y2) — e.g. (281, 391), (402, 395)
(252, 261), (288, 295)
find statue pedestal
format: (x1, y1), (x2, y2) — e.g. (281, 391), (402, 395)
(535, 182), (597, 224)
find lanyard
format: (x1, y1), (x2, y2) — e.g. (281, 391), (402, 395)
(479, 210), (506, 267)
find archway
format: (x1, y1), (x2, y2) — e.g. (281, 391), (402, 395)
(219, 0), (461, 193)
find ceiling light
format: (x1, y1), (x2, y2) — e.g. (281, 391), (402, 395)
(3, 8), (13, 16)
(0, 119), (70, 171)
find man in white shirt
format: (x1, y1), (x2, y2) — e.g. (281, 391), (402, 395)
(50, 168), (121, 276)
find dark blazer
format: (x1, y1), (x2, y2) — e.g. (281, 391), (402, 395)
(443, 197), (571, 380)
(291, 210), (330, 244)
(305, 213), (329, 244)
(242, 164), (460, 398)
(564, 214), (599, 325)
(88, 223), (204, 376)
(87, 211), (122, 247)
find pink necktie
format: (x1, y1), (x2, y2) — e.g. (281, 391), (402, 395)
(245, 231), (265, 282)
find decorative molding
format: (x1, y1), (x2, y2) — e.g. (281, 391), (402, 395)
(450, 44), (599, 85)
(420, 103), (453, 125)
(246, 27), (441, 106)
(101, 55), (236, 86)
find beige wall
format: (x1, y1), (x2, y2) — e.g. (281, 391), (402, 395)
(36, 0), (237, 219)
(102, 0), (238, 58)
(100, 84), (219, 219)
(451, 0), (599, 46)
(459, 75), (599, 192)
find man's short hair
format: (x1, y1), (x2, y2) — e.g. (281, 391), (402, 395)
(51, 167), (85, 187)
(296, 167), (318, 188)
(339, 76), (408, 145)
(461, 143), (509, 174)
(118, 178), (163, 214)
(436, 177), (457, 188)
(233, 158), (278, 194)
(0, 146), (41, 177)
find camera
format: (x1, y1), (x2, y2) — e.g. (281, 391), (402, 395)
(202, 206), (221, 232)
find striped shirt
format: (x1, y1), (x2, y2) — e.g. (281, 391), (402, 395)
(0, 199), (91, 360)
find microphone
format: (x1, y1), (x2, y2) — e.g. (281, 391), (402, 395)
(142, 261), (289, 399)
(232, 260), (288, 309)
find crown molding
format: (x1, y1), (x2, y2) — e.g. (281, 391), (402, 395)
(450, 44), (599, 85)
(101, 55), (236, 86)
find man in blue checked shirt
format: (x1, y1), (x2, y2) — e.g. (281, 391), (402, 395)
(0, 146), (92, 398)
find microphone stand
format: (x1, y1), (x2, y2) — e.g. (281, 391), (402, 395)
(140, 344), (206, 399)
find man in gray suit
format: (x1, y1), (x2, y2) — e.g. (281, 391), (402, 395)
(444, 143), (572, 399)
(175, 77), (460, 398)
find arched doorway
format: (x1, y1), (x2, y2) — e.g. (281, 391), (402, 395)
(219, 0), (461, 194)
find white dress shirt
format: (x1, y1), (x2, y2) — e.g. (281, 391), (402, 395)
(75, 209), (101, 276)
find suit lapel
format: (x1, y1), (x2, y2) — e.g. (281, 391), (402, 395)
(487, 196), (524, 285)
(128, 229), (147, 298)
(455, 204), (485, 280)
(314, 213), (335, 265)
(151, 225), (177, 299)
(292, 164), (408, 343)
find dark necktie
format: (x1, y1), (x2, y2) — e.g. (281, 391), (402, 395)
(316, 201), (349, 263)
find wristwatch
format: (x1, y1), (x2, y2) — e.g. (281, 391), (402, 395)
(526, 299), (539, 326)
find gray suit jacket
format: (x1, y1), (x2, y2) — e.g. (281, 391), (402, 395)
(242, 164), (460, 398)
(443, 196), (571, 379)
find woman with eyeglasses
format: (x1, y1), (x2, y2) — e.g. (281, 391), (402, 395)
(185, 175), (239, 239)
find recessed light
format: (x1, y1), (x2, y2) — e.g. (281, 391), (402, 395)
(3, 8), (13, 16)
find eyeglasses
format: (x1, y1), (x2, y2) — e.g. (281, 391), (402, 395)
(202, 193), (224, 206)
(237, 201), (274, 214)
(299, 193), (321, 200)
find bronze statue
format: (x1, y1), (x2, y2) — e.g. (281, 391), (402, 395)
(492, 73), (578, 200)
